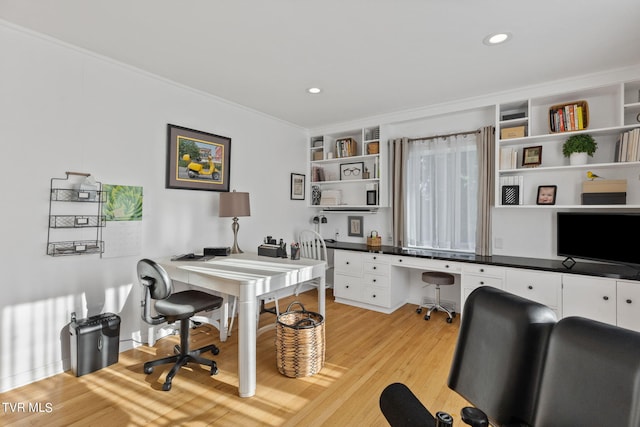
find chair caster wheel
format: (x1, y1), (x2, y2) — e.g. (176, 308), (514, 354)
(416, 308), (422, 314)
(446, 317), (453, 324)
(424, 314), (430, 321)
(162, 382), (172, 391)
(212, 347), (220, 355)
(144, 366), (153, 374)
(211, 366), (219, 375)
(173, 345), (181, 354)
(451, 311), (456, 318)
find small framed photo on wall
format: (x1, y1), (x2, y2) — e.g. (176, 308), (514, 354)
(536, 185), (557, 205)
(347, 216), (363, 237)
(290, 173), (305, 200)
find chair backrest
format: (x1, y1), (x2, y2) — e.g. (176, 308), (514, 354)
(137, 258), (173, 325)
(447, 286), (557, 426)
(533, 316), (640, 427)
(298, 229), (327, 262)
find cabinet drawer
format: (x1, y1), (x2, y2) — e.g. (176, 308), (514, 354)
(363, 253), (390, 264)
(364, 273), (389, 288)
(462, 264), (505, 278)
(392, 256), (461, 273)
(334, 251), (363, 276)
(562, 274), (616, 325)
(462, 274), (504, 289)
(364, 262), (389, 276)
(362, 286), (391, 307)
(505, 269), (561, 308)
(333, 274), (362, 300)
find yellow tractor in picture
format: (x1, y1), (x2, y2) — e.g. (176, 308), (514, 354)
(183, 154), (220, 180)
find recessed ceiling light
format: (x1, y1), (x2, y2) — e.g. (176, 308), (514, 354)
(483, 32), (512, 46)
(307, 87), (322, 94)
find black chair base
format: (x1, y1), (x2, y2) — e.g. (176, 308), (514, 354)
(144, 318), (220, 391)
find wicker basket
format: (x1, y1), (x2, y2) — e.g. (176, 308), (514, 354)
(275, 301), (325, 378)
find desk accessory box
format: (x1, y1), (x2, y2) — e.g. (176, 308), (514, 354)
(204, 246), (231, 256)
(581, 179), (627, 205)
(258, 244), (287, 258)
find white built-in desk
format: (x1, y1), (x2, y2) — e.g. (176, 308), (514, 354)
(328, 242), (640, 333)
(157, 253), (326, 398)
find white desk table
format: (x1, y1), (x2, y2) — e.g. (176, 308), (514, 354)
(157, 253), (326, 398)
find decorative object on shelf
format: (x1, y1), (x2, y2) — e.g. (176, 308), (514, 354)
(347, 216), (364, 237)
(335, 137), (357, 157)
(536, 185), (557, 205)
(166, 124), (231, 192)
(366, 190), (377, 205)
(586, 171), (603, 181)
(549, 100), (589, 133)
(522, 145), (542, 167)
(367, 141), (379, 154)
(311, 185), (321, 205)
(340, 162), (364, 180)
(562, 133), (597, 166)
(501, 126), (526, 140)
(290, 173), (305, 200)
(501, 185), (520, 205)
(219, 190), (251, 254)
(581, 179), (627, 205)
(501, 111), (526, 121)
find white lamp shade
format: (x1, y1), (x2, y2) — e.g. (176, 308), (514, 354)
(219, 191), (251, 217)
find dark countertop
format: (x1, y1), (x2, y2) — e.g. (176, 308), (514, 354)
(325, 241), (640, 281)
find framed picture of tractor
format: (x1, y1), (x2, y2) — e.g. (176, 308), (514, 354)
(166, 124), (232, 191)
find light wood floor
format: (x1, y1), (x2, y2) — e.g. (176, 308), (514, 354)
(0, 290), (469, 426)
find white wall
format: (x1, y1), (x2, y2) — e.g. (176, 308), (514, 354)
(0, 23), (312, 392)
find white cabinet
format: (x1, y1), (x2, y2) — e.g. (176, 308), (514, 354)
(562, 274), (617, 326)
(496, 80), (640, 208)
(617, 280), (640, 332)
(504, 268), (562, 318)
(309, 126), (387, 209)
(460, 264), (505, 313)
(333, 250), (405, 313)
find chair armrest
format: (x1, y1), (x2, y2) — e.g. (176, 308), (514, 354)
(379, 383), (435, 427)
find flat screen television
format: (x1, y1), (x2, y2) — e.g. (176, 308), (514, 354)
(557, 212), (640, 267)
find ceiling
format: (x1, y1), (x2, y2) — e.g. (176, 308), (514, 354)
(1, 0), (640, 129)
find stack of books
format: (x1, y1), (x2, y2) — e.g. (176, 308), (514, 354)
(320, 190), (342, 206)
(615, 128), (640, 162)
(549, 101), (588, 133)
(499, 147), (518, 170)
(335, 138), (357, 158)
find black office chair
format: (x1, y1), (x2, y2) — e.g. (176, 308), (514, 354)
(381, 286), (557, 426)
(137, 258), (223, 391)
(380, 286), (640, 427)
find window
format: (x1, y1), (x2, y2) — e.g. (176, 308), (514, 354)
(405, 135), (478, 251)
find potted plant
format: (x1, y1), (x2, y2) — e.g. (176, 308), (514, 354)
(562, 133), (597, 165)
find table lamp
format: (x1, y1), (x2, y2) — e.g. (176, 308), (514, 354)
(219, 190), (251, 254)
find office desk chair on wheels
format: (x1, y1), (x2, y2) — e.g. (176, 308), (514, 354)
(137, 258), (223, 391)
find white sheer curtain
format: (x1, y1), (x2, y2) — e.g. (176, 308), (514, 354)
(405, 134), (478, 251)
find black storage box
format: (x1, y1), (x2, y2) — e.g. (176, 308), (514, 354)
(581, 192), (626, 205)
(204, 246), (231, 256)
(69, 313), (120, 376)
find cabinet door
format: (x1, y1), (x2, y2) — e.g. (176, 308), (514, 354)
(562, 275), (616, 325)
(333, 273), (363, 301)
(334, 250), (363, 276)
(461, 272), (504, 313)
(617, 280), (640, 333)
(505, 269), (561, 310)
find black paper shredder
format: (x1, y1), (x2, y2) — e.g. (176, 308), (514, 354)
(69, 312), (121, 376)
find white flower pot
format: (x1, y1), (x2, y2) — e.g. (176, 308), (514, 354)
(569, 152), (588, 165)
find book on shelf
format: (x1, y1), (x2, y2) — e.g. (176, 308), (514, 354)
(500, 147), (518, 170)
(335, 138), (357, 158)
(311, 166), (325, 182)
(616, 128), (640, 162)
(549, 102), (587, 133)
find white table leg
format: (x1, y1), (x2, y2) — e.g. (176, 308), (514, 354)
(238, 286), (257, 397)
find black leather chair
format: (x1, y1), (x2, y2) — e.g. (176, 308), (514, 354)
(137, 258), (223, 391)
(380, 286), (640, 426)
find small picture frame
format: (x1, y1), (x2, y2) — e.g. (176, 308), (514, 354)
(522, 145), (542, 167)
(501, 185), (520, 205)
(536, 185), (557, 205)
(366, 190), (377, 205)
(340, 162), (364, 181)
(347, 216), (364, 237)
(290, 173), (305, 200)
